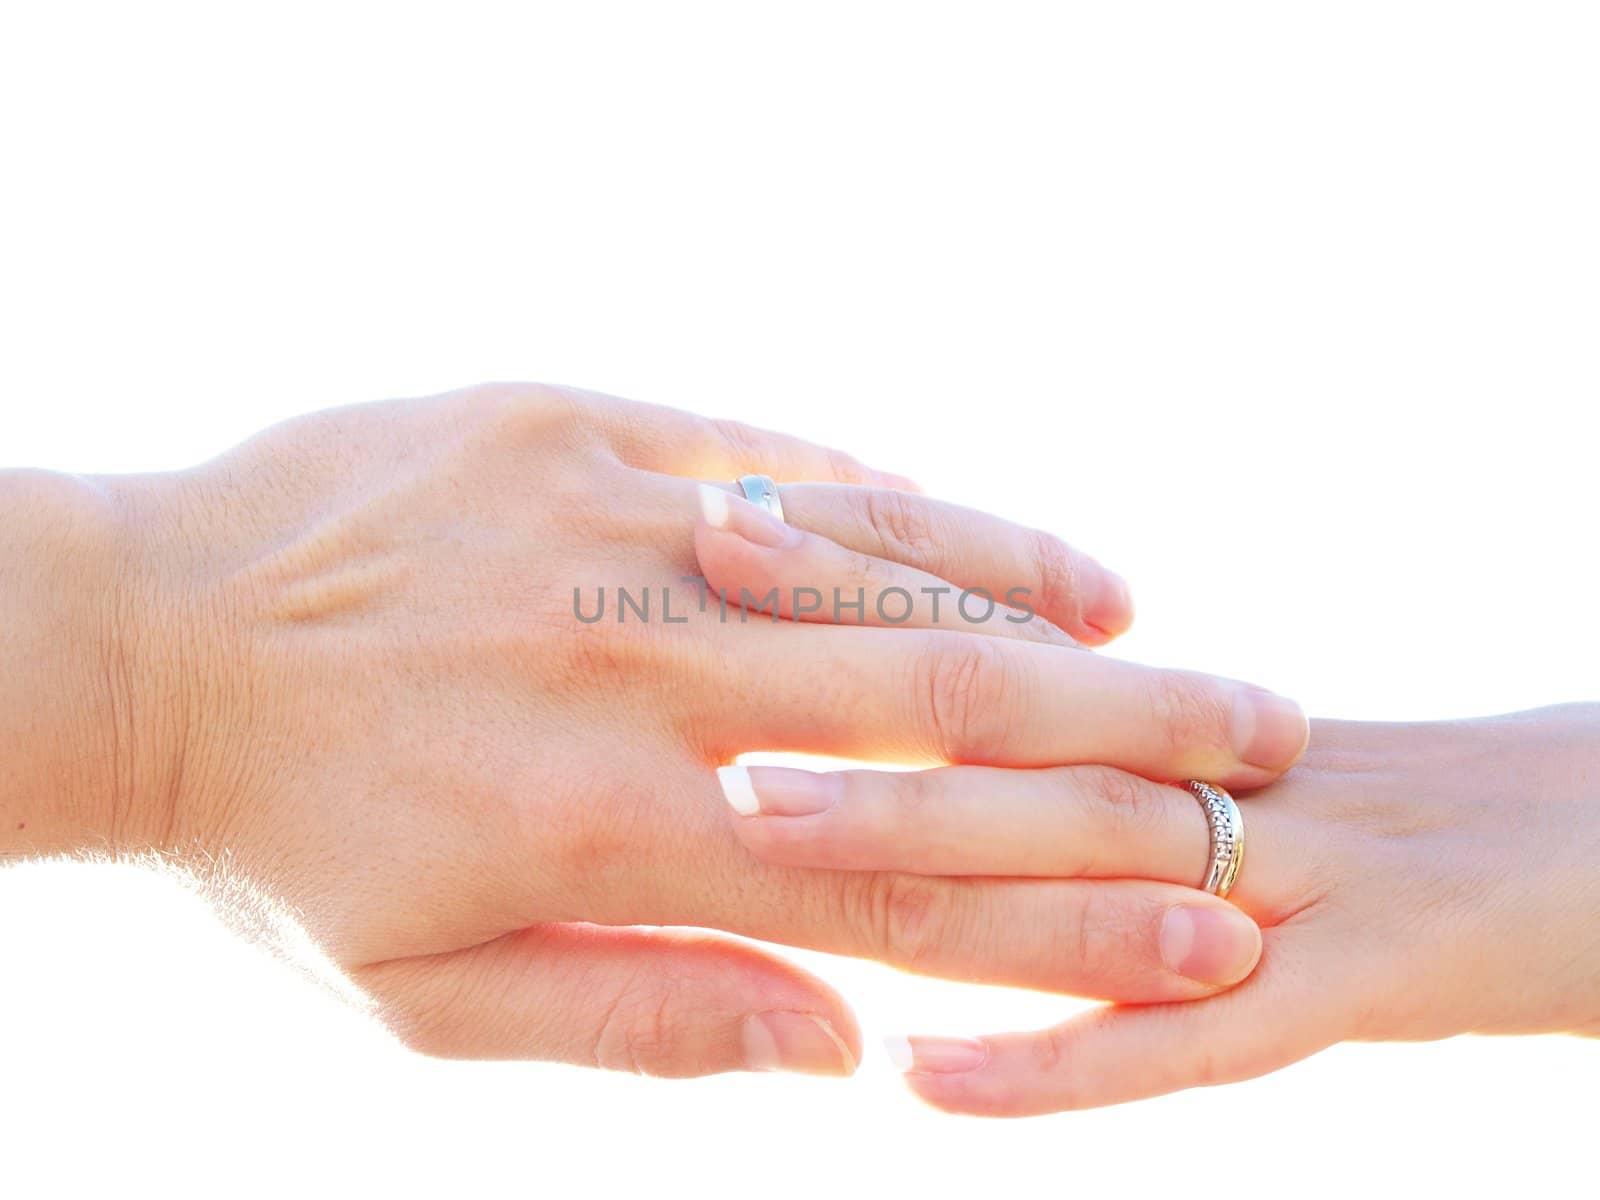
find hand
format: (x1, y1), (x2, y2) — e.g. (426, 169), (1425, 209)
(0, 383), (1308, 1078)
(719, 705), (1600, 1113)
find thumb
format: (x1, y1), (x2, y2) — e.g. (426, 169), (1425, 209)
(355, 922), (860, 1078)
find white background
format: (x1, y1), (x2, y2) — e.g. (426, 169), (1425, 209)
(2, 2), (1598, 1196)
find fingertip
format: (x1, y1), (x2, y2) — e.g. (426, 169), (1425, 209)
(1082, 569), (1135, 641)
(741, 1011), (859, 1076)
(716, 764), (760, 815)
(1232, 686), (1310, 775)
(893, 1050), (1037, 1119)
(1159, 903), (1263, 987)
(884, 1034), (1018, 1116)
(697, 481), (732, 529)
(731, 766), (840, 817)
(882, 1034), (989, 1075)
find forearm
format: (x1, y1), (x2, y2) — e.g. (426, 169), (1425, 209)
(0, 468), (133, 858)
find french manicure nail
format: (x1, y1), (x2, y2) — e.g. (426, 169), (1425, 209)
(882, 1035), (989, 1075)
(697, 483), (799, 549)
(742, 1011), (857, 1075)
(1159, 904), (1262, 986)
(717, 765), (839, 817)
(1232, 686), (1310, 772)
(697, 482), (732, 529)
(716, 765), (761, 815)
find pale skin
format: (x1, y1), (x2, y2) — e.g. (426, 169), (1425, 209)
(0, 383), (1306, 1078)
(3, 383), (1594, 1112)
(702, 492), (1600, 1114)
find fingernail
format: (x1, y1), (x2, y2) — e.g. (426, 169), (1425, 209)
(1232, 686), (1310, 771)
(742, 1012), (857, 1075)
(883, 1035), (989, 1075)
(696, 483), (798, 549)
(717, 765), (839, 817)
(697, 482), (731, 528)
(1160, 904), (1262, 986)
(1082, 569), (1134, 637)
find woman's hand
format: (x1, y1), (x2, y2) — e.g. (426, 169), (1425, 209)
(0, 383), (1309, 1079)
(719, 705), (1600, 1113)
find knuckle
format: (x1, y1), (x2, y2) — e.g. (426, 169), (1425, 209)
(1028, 528), (1081, 623)
(838, 543), (893, 594)
(591, 980), (680, 1076)
(1187, 1044), (1235, 1090)
(1080, 766), (1168, 848)
(709, 417), (767, 465)
(1150, 670), (1234, 760)
(549, 608), (656, 686)
(884, 768), (938, 818)
(1187, 1018), (1285, 1090)
(855, 872), (954, 968)
(545, 777), (654, 897)
(915, 638), (1016, 760)
(451, 382), (612, 462)
(863, 488), (939, 563)
(1028, 1022), (1080, 1090)
(1065, 883), (1133, 982)
(462, 381), (572, 434)
(821, 444), (871, 485)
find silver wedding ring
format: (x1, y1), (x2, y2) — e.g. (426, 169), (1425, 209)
(1187, 781), (1245, 899)
(736, 474), (785, 522)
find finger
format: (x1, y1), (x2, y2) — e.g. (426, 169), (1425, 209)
(693, 484), (1077, 647)
(887, 942), (1344, 1116)
(701, 623), (1310, 791)
(776, 482), (1133, 644)
(355, 923), (860, 1078)
(576, 386), (919, 489)
(717, 764), (1300, 918)
(718, 764), (1202, 881)
(583, 866), (1263, 1002)
(538, 758), (1262, 1003)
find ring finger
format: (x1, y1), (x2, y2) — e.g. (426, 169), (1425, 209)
(714, 763), (1299, 918)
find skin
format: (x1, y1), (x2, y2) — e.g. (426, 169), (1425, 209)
(712, 512), (1600, 1114)
(0, 382), (1309, 1080)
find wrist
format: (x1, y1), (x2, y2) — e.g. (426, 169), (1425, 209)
(0, 469), (172, 858)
